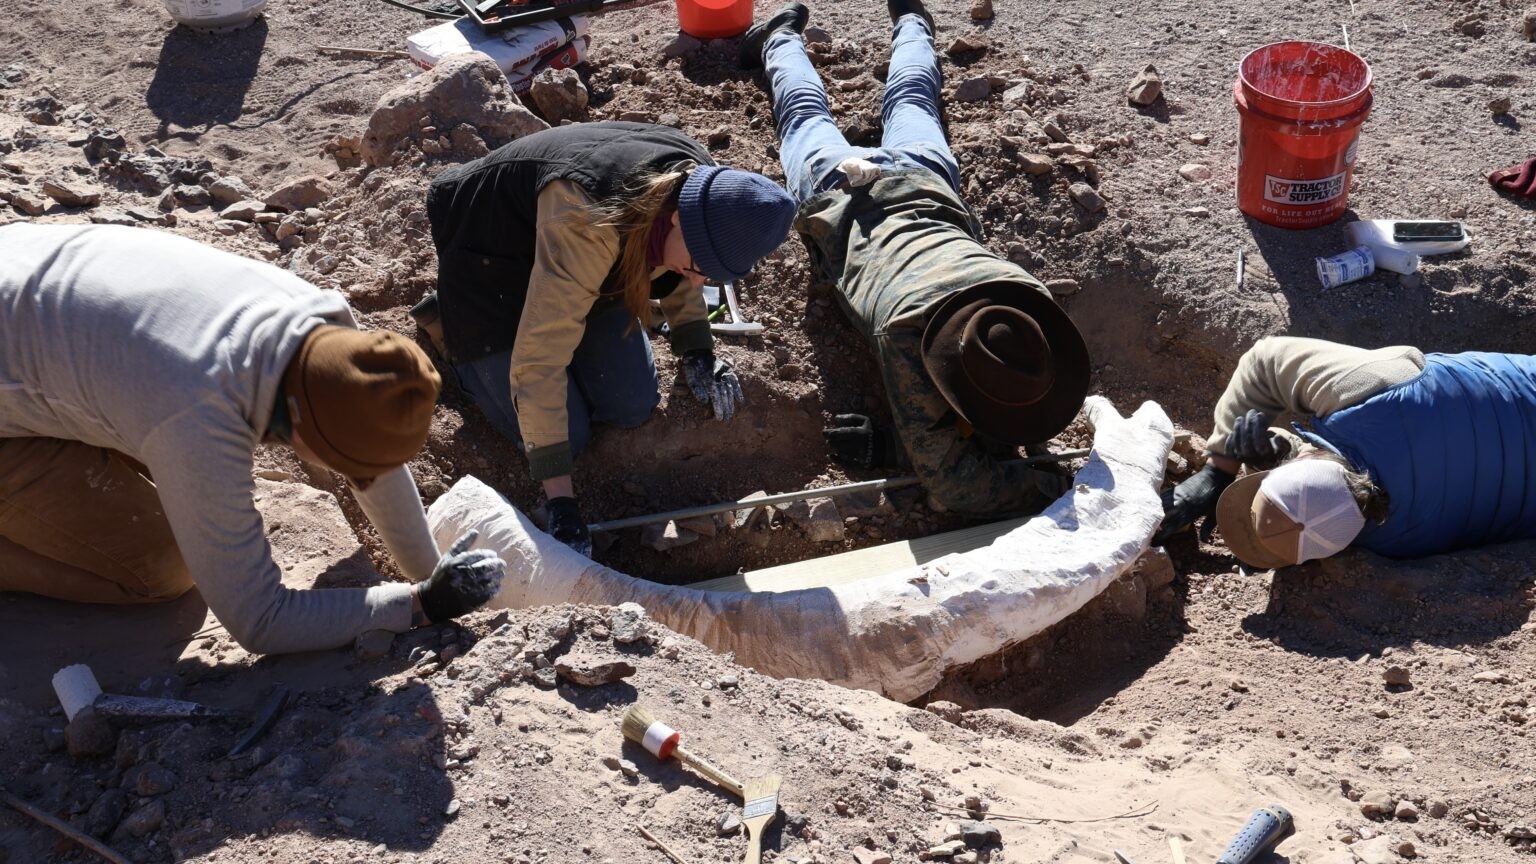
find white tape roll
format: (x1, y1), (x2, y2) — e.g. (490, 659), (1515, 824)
(51, 664), (102, 722)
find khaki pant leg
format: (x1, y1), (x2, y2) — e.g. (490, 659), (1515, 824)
(0, 438), (192, 604)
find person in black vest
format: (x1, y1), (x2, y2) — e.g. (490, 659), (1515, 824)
(415, 122), (797, 556)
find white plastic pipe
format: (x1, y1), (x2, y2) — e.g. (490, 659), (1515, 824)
(52, 664), (102, 722)
(428, 397), (1172, 701)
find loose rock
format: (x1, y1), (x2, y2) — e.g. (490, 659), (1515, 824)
(4, 190), (48, 216)
(953, 77), (993, 103)
(1394, 800), (1419, 821)
(852, 848), (892, 864)
(207, 175), (255, 206)
(1126, 65), (1163, 106)
(960, 821), (1001, 848)
(220, 200), (265, 222)
(1488, 96), (1512, 115)
(42, 176), (102, 207)
(554, 651), (637, 686)
(1382, 666), (1412, 687)
(65, 705), (116, 758)
(716, 810), (743, 837)
(946, 35), (988, 57)
(361, 51), (547, 166)
(969, 0), (993, 20)
(134, 763), (178, 796)
(1045, 278), (1081, 297)
(122, 799), (166, 837)
(609, 602), (650, 643)
(641, 520), (699, 551)
(662, 33), (702, 58)
(529, 67), (589, 124)
(353, 628), (394, 661)
(1068, 182), (1105, 213)
(782, 497), (845, 542)
(1359, 789), (1396, 818)
(1178, 163), (1212, 182)
(265, 175), (332, 211)
(84, 789), (129, 837)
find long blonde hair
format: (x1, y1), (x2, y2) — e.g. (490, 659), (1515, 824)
(588, 166), (692, 326)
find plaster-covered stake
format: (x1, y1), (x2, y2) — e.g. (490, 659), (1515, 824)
(427, 397), (1173, 702)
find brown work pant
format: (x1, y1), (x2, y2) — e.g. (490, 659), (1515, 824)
(0, 437), (192, 604)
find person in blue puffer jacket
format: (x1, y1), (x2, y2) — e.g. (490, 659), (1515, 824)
(1156, 336), (1536, 568)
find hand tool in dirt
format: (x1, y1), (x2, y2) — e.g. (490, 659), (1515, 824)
(587, 449), (1091, 534)
(741, 773), (781, 864)
(1, 786), (131, 864)
(621, 704), (745, 798)
(227, 684), (291, 759)
(1168, 835), (1187, 864)
(637, 824), (694, 864)
(1216, 804), (1294, 864)
(710, 281), (765, 336)
(1112, 851), (1135, 864)
(53, 664), (241, 726)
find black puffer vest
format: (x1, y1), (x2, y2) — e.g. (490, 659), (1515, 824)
(426, 122), (713, 363)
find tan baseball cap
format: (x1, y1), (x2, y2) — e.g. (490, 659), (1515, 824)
(1216, 458), (1367, 569)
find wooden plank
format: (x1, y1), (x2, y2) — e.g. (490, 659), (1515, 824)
(692, 517), (1029, 593)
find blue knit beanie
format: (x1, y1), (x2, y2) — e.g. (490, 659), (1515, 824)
(677, 165), (797, 283)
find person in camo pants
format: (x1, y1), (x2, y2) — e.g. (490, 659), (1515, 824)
(737, 0), (1093, 518)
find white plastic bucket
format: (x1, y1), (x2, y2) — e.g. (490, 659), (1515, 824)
(163, 0), (267, 31)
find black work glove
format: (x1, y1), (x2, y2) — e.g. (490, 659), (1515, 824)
(823, 413), (899, 469)
(547, 496), (592, 557)
(682, 350), (745, 421)
(1152, 463), (1236, 545)
(418, 530), (505, 623)
(1228, 409), (1292, 470)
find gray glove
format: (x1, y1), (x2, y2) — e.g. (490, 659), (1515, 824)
(417, 530), (505, 623)
(682, 349), (745, 421)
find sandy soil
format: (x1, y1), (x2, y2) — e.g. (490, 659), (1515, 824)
(2, 0), (1536, 861)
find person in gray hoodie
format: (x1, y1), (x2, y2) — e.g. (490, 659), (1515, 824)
(0, 224), (504, 655)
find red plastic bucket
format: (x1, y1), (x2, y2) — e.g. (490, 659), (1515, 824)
(1234, 41), (1372, 229)
(676, 0), (752, 39)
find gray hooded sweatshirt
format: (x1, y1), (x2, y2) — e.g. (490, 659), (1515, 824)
(0, 224), (441, 654)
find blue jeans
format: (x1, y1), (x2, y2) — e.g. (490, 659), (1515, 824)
(454, 301), (660, 455)
(767, 15), (961, 203)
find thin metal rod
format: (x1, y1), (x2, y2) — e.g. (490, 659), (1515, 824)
(0, 788), (132, 864)
(317, 46), (412, 58)
(588, 449), (1092, 534)
(637, 824), (691, 864)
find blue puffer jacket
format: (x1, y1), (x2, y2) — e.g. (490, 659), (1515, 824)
(1297, 352), (1536, 558)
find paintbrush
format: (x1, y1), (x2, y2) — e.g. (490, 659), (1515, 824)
(621, 704), (745, 798)
(741, 773), (781, 864)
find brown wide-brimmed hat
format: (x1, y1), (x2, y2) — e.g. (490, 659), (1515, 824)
(920, 282), (1090, 445)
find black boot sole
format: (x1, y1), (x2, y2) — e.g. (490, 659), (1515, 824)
(737, 2), (810, 70)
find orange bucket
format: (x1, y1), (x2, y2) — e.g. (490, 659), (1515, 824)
(677, 0), (752, 39)
(1234, 41), (1372, 229)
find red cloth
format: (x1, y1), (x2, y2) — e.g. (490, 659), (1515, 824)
(1489, 157), (1536, 198)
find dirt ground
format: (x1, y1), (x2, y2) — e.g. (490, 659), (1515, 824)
(2, 0), (1536, 861)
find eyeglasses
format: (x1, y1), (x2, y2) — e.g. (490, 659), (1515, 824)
(678, 253), (706, 280)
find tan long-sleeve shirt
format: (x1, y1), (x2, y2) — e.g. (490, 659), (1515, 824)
(1207, 336), (1426, 456)
(514, 181), (711, 480)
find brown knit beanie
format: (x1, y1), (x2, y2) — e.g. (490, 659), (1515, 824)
(282, 326), (441, 479)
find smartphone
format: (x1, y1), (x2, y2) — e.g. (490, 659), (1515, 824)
(1392, 221), (1465, 243)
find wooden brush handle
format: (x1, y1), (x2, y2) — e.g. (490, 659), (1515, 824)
(674, 745), (744, 798)
(744, 837), (763, 864)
